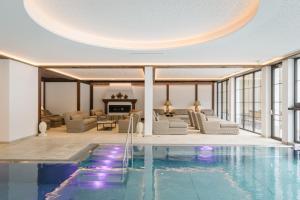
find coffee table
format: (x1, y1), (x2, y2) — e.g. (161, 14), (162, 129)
(97, 120), (117, 131)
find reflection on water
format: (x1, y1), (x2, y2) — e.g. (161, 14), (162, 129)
(0, 146), (299, 200)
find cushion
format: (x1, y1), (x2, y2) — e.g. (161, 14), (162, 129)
(154, 109), (164, 115)
(169, 121), (187, 128)
(83, 118), (96, 125)
(71, 114), (83, 120)
(82, 113), (89, 119)
(220, 123), (239, 128)
(95, 111), (103, 116)
(173, 109), (188, 115)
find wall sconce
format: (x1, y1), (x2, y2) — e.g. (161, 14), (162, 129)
(164, 100), (172, 113)
(194, 100), (201, 112)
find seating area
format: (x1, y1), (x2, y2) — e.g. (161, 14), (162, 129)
(42, 106), (239, 135)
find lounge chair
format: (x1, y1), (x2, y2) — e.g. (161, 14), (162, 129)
(196, 112), (239, 135)
(191, 111), (200, 130)
(153, 112), (188, 135)
(187, 110), (194, 127)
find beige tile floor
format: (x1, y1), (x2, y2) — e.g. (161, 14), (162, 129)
(0, 126), (287, 162)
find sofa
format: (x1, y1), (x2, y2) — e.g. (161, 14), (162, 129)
(41, 109), (64, 128)
(196, 112), (239, 135)
(118, 111), (141, 133)
(153, 112), (188, 135)
(90, 109), (106, 120)
(63, 111), (97, 133)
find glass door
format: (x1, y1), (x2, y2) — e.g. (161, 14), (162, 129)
(271, 64), (283, 140)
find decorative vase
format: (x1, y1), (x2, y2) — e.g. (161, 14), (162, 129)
(124, 94), (128, 99)
(111, 94), (115, 99)
(116, 92), (123, 99)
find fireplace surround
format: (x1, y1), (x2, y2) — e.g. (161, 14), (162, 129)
(102, 99), (137, 114)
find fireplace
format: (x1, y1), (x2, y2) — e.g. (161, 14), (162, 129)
(109, 105), (131, 113)
(103, 99), (137, 114)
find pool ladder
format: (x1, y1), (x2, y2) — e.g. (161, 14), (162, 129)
(121, 113), (134, 182)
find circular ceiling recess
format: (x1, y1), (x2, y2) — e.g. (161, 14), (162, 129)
(24, 0), (259, 50)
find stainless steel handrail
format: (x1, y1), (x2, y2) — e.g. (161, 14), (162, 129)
(122, 113), (134, 181)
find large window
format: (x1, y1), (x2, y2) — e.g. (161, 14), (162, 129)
(271, 64), (283, 140)
(254, 71), (262, 133)
(235, 76), (244, 128)
(295, 59), (300, 143)
(217, 80), (228, 120)
(217, 82), (222, 117)
(235, 71), (262, 133)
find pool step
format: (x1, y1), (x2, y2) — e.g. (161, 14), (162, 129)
(77, 172), (125, 183)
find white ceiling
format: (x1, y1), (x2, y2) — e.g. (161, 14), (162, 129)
(0, 0), (300, 65)
(48, 67), (249, 80)
(49, 68), (144, 80)
(23, 0), (258, 50)
(156, 68), (251, 80)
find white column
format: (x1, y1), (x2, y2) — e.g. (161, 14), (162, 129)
(0, 59), (38, 142)
(282, 59), (294, 144)
(144, 66), (153, 136)
(228, 77), (235, 122)
(0, 59), (10, 142)
(261, 66), (272, 138)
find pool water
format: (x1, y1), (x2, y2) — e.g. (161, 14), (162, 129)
(0, 145), (300, 200)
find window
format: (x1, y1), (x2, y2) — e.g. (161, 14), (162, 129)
(217, 80), (228, 120)
(222, 81), (228, 119)
(254, 71), (262, 133)
(217, 82), (222, 117)
(295, 59), (300, 143)
(271, 64), (283, 140)
(235, 70), (262, 133)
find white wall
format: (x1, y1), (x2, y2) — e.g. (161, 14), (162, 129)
(93, 85), (109, 110)
(153, 85), (166, 109)
(153, 84), (213, 110)
(132, 85), (144, 115)
(198, 84), (213, 109)
(9, 60), (38, 141)
(80, 83), (90, 113)
(0, 59), (38, 142)
(170, 85), (195, 109)
(0, 60), (10, 141)
(46, 82), (77, 115)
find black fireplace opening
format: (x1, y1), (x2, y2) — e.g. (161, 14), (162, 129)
(109, 105), (131, 113)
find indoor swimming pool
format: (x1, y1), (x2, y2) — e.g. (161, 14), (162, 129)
(0, 145), (300, 200)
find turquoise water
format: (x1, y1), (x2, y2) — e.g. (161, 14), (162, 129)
(0, 145), (300, 200)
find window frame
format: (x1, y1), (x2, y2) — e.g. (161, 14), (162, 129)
(271, 63), (283, 141)
(234, 69), (262, 134)
(294, 58), (300, 143)
(217, 79), (229, 120)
